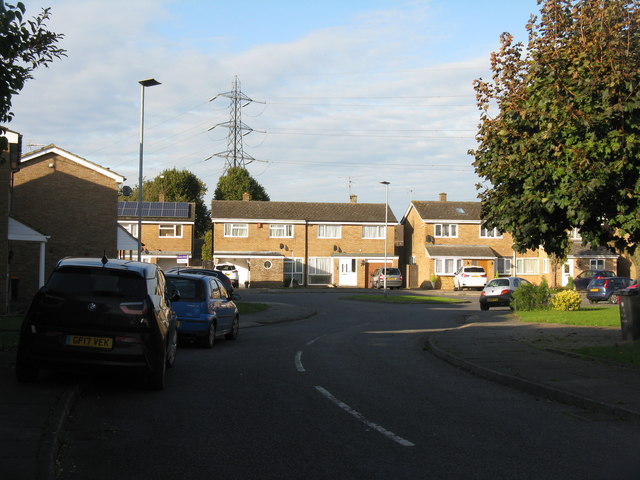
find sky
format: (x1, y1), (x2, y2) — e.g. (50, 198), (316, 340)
(9, 0), (541, 220)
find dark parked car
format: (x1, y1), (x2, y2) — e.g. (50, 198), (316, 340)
(15, 257), (178, 389)
(165, 272), (239, 348)
(586, 277), (635, 304)
(573, 270), (616, 291)
(479, 276), (531, 310)
(165, 267), (235, 294)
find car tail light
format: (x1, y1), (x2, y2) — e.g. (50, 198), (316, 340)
(462, 273), (469, 277)
(119, 300), (148, 315)
(481, 273), (487, 277)
(481, 291), (486, 296)
(399, 274), (403, 281)
(500, 289), (510, 295)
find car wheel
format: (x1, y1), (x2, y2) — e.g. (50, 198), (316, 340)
(165, 328), (177, 368)
(201, 321), (216, 349)
(147, 345), (166, 390)
(609, 295), (619, 304)
(225, 316), (239, 340)
(480, 303), (490, 311)
(15, 359), (38, 383)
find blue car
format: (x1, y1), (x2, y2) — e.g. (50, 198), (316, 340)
(586, 277), (635, 304)
(165, 272), (239, 348)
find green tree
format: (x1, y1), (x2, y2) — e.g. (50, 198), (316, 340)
(470, 0), (640, 259)
(201, 229), (212, 261)
(120, 168), (210, 238)
(0, 1), (65, 150)
(214, 166), (270, 201)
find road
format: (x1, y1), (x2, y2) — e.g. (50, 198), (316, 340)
(57, 292), (640, 479)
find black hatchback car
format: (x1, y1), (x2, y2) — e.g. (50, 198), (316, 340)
(16, 257), (179, 390)
(165, 267), (235, 294)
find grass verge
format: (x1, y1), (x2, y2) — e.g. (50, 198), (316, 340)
(237, 302), (270, 314)
(515, 307), (619, 327)
(344, 294), (467, 304)
(574, 343), (640, 367)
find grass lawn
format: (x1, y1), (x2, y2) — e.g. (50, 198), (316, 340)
(515, 307), (620, 327)
(237, 302), (270, 314)
(0, 315), (22, 351)
(344, 294), (467, 304)
(574, 343), (640, 367)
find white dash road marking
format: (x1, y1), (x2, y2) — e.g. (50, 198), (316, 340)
(295, 351), (305, 372)
(306, 335), (325, 346)
(314, 386), (415, 447)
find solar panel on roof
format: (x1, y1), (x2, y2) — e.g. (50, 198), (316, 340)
(118, 201), (190, 218)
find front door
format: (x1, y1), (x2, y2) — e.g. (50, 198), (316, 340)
(339, 258), (357, 286)
(562, 261), (574, 287)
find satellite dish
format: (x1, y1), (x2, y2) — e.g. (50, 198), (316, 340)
(121, 186), (133, 197)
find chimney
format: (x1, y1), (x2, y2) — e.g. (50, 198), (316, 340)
(350, 194), (358, 203)
(242, 192), (251, 202)
(439, 192), (447, 202)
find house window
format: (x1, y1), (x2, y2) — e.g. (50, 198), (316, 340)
(362, 225), (385, 239)
(480, 226), (502, 238)
(542, 258), (549, 274)
(434, 258), (463, 275)
(270, 224), (294, 238)
(497, 257), (512, 275)
(159, 224), (182, 238)
(284, 258), (304, 286)
(263, 261), (272, 269)
(571, 228), (582, 240)
(516, 258), (539, 275)
(224, 223), (248, 237)
(318, 225), (341, 239)
(590, 259), (605, 270)
(434, 224), (457, 238)
(308, 257), (332, 284)
(122, 222), (139, 239)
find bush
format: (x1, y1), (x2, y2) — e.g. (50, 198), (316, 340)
(551, 290), (582, 311)
(511, 278), (552, 311)
(566, 276), (575, 291)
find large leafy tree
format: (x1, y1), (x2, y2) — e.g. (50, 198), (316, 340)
(120, 168), (210, 238)
(471, 0), (640, 258)
(214, 166), (270, 201)
(0, 1), (65, 150)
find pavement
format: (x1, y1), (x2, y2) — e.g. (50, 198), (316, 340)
(2, 295), (640, 479)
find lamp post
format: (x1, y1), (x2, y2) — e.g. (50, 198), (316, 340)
(137, 78), (161, 261)
(380, 181), (390, 297)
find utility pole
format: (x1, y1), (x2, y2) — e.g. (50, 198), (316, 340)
(207, 76), (264, 171)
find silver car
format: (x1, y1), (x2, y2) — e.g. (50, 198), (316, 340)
(370, 268), (403, 289)
(479, 276), (531, 310)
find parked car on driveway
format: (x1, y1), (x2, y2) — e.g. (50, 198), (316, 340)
(454, 266), (488, 291)
(15, 257), (178, 390)
(586, 277), (635, 304)
(480, 276), (531, 310)
(215, 264), (240, 288)
(165, 267), (235, 295)
(573, 270), (616, 291)
(370, 267), (403, 289)
(165, 272), (239, 348)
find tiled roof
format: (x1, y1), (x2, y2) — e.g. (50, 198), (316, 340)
(412, 201), (481, 221)
(568, 242), (618, 258)
(211, 201), (397, 223)
(425, 245), (497, 258)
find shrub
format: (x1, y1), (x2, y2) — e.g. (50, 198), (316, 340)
(551, 290), (582, 311)
(566, 276), (575, 291)
(511, 278), (552, 311)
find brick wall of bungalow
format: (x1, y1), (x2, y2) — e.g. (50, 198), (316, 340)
(213, 221), (397, 287)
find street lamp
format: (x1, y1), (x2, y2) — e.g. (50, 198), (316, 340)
(380, 181), (390, 297)
(137, 78), (161, 261)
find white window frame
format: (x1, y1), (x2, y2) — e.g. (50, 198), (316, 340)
(308, 257), (333, 285)
(516, 258), (539, 275)
(434, 258), (463, 275)
(122, 222), (139, 239)
(571, 228), (582, 240)
(284, 258), (304, 286)
(542, 258), (549, 274)
(434, 224), (457, 238)
(497, 257), (512, 275)
(480, 226), (502, 238)
(270, 224), (294, 238)
(224, 223), (248, 238)
(318, 224), (341, 239)
(590, 259), (605, 270)
(362, 225), (385, 239)
(158, 224), (183, 238)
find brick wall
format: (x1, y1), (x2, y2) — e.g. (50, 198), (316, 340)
(9, 153), (120, 311)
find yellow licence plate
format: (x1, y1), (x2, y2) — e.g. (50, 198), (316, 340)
(488, 297), (499, 302)
(589, 288), (599, 292)
(66, 335), (113, 349)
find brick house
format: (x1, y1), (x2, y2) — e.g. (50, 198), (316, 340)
(211, 196), (399, 288)
(8, 145), (124, 311)
(117, 201), (196, 270)
(402, 193), (618, 289)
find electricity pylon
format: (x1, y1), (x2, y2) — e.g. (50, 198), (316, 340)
(208, 76), (264, 171)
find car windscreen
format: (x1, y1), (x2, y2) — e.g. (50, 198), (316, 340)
(46, 267), (146, 298)
(166, 277), (203, 301)
(487, 279), (509, 287)
(465, 267), (485, 273)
